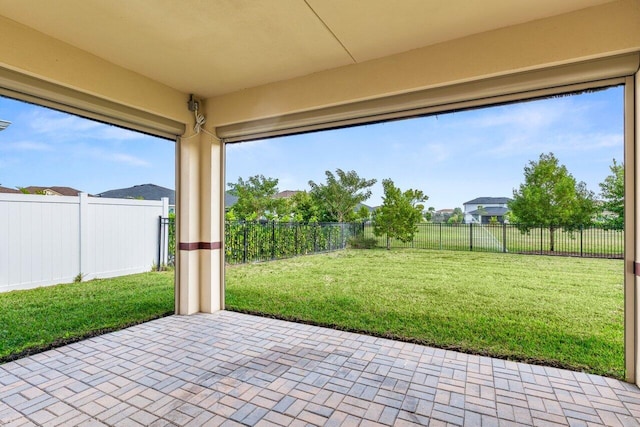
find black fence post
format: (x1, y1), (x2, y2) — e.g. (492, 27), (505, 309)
(271, 221), (276, 260)
(580, 225), (584, 257)
(469, 222), (473, 251)
(439, 222), (442, 250)
(540, 227), (543, 254)
(242, 222), (248, 264)
(502, 222), (507, 253)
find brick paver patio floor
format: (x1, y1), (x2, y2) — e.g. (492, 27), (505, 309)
(1, 311), (640, 426)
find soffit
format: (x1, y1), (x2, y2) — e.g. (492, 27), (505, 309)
(0, 0), (613, 98)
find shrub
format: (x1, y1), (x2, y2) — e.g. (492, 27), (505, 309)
(348, 236), (378, 249)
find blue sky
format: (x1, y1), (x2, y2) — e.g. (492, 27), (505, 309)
(227, 86), (623, 209)
(0, 97), (175, 194)
(0, 86), (623, 210)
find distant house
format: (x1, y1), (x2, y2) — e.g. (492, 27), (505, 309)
(225, 192), (238, 210)
(463, 197), (512, 224)
(274, 190), (300, 199)
(0, 186), (20, 194)
(433, 208), (455, 223)
(21, 186), (84, 196)
(98, 184), (175, 204)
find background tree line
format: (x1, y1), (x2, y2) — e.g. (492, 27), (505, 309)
(225, 154), (624, 251)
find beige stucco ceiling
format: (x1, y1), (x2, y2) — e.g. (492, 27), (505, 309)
(0, 0), (613, 98)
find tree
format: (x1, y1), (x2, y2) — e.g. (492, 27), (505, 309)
(227, 175), (285, 221)
(447, 207), (464, 224)
(599, 158), (624, 230)
(509, 153), (596, 251)
(424, 206), (436, 222)
(372, 179), (427, 249)
(308, 169), (376, 222)
(289, 191), (319, 223)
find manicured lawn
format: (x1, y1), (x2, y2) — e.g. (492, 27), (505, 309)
(226, 249), (624, 379)
(0, 272), (174, 363)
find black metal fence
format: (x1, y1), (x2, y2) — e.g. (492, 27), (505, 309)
(363, 222), (623, 259)
(160, 219), (623, 266)
(225, 221), (363, 264)
(159, 218), (363, 266)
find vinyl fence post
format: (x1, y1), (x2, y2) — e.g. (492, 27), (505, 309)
(157, 216), (162, 271)
(79, 192), (90, 280)
(161, 198), (169, 266)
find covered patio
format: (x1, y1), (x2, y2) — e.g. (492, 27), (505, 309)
(2, 312), (640, 426)
(2, 1), (640, 424)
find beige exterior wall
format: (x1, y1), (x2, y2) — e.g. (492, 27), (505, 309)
(209, 0), (640, 127)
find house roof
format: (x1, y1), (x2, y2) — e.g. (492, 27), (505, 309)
(356, 203), (375, 213)
(464, 197), (512, 205)
(98, 184), (175, 204)
(0, 186), (20, 194)
(225, 192), (238, 207)
(23, 186), (83, 196)
(274, 190), (300, 199)
(436, 209), (455, 214)
(468, 207), (509, 216)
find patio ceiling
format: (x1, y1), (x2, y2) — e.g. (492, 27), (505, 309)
(0, 0), (613, 99)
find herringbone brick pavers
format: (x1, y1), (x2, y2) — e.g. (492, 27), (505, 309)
(1, 311), (639, 426)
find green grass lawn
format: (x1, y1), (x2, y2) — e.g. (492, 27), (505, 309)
(0, 272), (174, 363)
(226, 249), (624, 378)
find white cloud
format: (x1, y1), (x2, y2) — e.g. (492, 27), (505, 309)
(0, 140), (53, 152)
(106, 153), (150, 167)
(21, 108), (149, 143)
(488, 131), (623, 157)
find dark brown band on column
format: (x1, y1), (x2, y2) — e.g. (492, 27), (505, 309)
(179, 242), (221, 251)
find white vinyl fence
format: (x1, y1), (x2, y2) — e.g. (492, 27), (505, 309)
(0, 193), (168, 292)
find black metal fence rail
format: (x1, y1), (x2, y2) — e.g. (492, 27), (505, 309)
(363, 223), (623, 259)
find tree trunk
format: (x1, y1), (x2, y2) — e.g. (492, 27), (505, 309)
(386, 235), (390, 250)
(549, 226), (555, 252)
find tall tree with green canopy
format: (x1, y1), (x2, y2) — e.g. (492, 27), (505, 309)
(308, 169), (376, 222)
(227, 175), (285, 221)
(373, 179), (427, 249)
(509, 152), (596, 251)
(599, 158), (624, 230)
(289, 191), (319, 223)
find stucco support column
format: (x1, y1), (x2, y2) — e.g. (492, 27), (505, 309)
(630, 74), (639, 384)
(175, 108), (224, 315)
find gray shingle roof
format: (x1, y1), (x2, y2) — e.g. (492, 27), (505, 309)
(225, 192), (238, 207)
(468, 207), (509, 216)
(464, 197), (512, 205)
(0, 186), (20, 194)
(98, 184), (175, 204)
